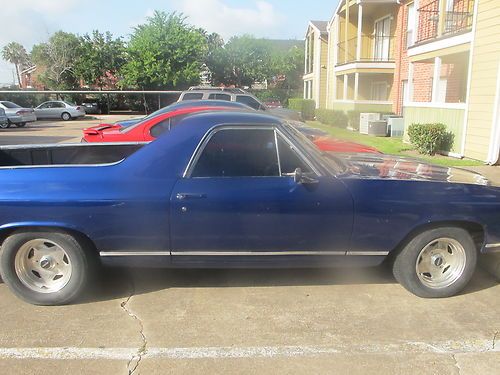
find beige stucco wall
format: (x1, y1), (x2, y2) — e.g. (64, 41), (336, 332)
(464, 0), (500, 161)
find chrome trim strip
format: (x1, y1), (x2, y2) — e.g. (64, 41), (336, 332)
(485, 243), (500, 248)
(100, 251), (170, 257)
(172, 251), (346, 256)
(346, 251), (389, 256)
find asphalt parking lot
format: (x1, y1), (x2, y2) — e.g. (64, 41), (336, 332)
(0, 117), (499, 374)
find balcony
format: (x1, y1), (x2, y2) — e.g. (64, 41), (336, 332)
(416, 0), (474, 44)
(337, 35), (395, 66)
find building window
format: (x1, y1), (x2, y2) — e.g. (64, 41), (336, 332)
(371, 82), (388, 101)
(406, 3), (416, 48)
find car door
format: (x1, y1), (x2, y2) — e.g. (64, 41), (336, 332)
(50, 102), (65, 118)
(35, 102), (52, 118)
(169, 126), (353, 264)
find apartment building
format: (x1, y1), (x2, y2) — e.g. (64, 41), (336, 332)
(303, 21), (329, 109)
(304, 0), (499, 163)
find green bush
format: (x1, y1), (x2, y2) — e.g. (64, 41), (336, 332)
(315, 109), (348, 128)
(288, 98), (316, 120)
(346, 110), (361, 131)
(407, 123), (448, 155)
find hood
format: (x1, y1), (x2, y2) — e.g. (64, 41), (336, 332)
(340, 153), (490, 186)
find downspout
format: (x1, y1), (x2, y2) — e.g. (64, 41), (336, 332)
(487, 63), (500, 165)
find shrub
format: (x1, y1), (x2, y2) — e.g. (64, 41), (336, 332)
(407, 123), (448, 155)
(346, 110), (361, 131)
(288, 98), (316, 120)
(315, 109), (348, 128)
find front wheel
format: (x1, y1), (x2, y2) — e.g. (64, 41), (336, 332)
(0, 121), (11, 129)
(0, 230), (92, 305)
(61, 112), (71, 121)
(392, 227), (477, 298)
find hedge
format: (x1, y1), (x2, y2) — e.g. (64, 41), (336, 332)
(407, 123), (448, 155)
(315, 109), (348, 128)
(288, 99), (316, 121)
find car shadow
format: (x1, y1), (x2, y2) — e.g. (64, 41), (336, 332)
(0, 135), (76, 145)
(77, 264), (498, 305)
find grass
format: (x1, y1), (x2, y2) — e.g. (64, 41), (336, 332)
(307, 121), (484, 167)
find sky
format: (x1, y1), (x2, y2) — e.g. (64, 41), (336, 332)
(0, 0), (339, 85)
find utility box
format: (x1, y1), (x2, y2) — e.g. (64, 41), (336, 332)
(387, 117), (405, 137)
(360, 113), (381, 134)
(368, 120), (388, 137)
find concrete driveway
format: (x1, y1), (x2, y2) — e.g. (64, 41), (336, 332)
(0, 117), (499, 374)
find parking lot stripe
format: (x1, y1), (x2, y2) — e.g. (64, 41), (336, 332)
(0, 340), (498, 360)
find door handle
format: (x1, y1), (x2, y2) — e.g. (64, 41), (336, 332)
(176, 193), (207, 200)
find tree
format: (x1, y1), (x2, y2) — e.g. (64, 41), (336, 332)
(31, 31), (81, 90)
(120, 11), (207, 89)
(269, 45), (305, 91)
(1, 42), (29, 88)
(74, 31), (125, 89)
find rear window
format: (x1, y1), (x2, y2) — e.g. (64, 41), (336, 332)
(1, 101), (21, 109)
(181, 93), (204, 101)
(235, 95), (262, 110)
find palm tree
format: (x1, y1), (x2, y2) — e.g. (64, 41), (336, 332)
(2, 42), (29, 88)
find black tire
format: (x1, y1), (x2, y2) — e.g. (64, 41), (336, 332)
(0, 230), (92, 305)
(393, 227), (477, 298)
(61, 112), (72, 121)
(15, 122), (26, 128)
(0, 121), (11, 129)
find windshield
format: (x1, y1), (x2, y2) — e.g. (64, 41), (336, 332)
(282, 122), (346, 175)
(1, 101), (21, 109)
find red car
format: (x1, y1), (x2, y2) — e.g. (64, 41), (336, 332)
(83, 107), (381, 155)
(82, 106), (234, 143)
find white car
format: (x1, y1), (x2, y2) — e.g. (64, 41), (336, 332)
(34, 101), (86, 121)
(0, 101), (37, 128)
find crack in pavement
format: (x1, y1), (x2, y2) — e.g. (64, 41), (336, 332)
(120, 280), (147, 375)
(451, 354), (462, 375)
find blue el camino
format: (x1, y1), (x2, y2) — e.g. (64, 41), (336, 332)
(0, 111), (499, 305)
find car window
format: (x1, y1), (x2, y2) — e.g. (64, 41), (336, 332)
(181, 93), (204, 101)
(38, 102), (50, 109)
(1, 101), (21, 109)
(150, 119), (171, 138)
(54, 102), (66, 108)
(276, 134), (312, 175)
(235, 95), (262, 110)
(191, 128), (279, 178)
(207, 93), (231, 101)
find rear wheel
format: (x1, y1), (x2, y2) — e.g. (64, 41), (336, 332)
(0, 230), (92, 305)
(61, 112), (71, 121)
(16, 122), (26, 128)
(393, 227), (477, 298)
(0, 121), (10, 129)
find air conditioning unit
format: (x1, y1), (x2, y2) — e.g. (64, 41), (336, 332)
(387, 117), (405, 137)
(360, 113), (381, 134)
(368, 120), (388, 137)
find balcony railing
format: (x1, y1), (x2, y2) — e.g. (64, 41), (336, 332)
(417, 0), (474, 44)
(337, 35), (395, 65)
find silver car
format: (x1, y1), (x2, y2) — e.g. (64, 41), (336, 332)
(34, 101), (86, 121)
(0, 101), (37, 128)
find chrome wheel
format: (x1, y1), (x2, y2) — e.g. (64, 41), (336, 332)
(415, 238), (466, 289)
(14, 239), (72, 293)
(61, 112), (71, 121)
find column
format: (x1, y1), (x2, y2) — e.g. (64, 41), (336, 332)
(354, 73), (359, 101)
(432, 57), (442, 102)
(356, 5), (363, 61)
(345, 0), (350, 64)
(407, 61), (414, 104)
(343, 75), (349, 100)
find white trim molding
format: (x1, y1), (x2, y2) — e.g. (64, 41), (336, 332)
(408, 32), (472, 58)
(336, 99), (392, 105)
(334, 62), (396, 73)
(403, 101), (467, 110)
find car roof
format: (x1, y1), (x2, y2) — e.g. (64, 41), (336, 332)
(169, 100), (252, 111)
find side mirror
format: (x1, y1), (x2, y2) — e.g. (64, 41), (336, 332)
(287, 168), (319, 185)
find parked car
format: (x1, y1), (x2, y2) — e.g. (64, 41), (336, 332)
(112, 100), (253, 128)
(0, 108), (8, 129)
(177, 88), (302, 121)
(288, 121), (381, 154)
(82, 105), (239, 143)
(0, 111), (498, 305)
(81, 102), (101, 115)
(34, 101), (86, 121)
(263, 99), (282, 109)
(0, 101), (37, 128)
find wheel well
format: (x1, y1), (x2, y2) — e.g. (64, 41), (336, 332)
(389, 221), (485, 259)
(0, 226), (99, 255)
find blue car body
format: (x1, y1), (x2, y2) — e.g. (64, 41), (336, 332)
(0, 112), (499, 270)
